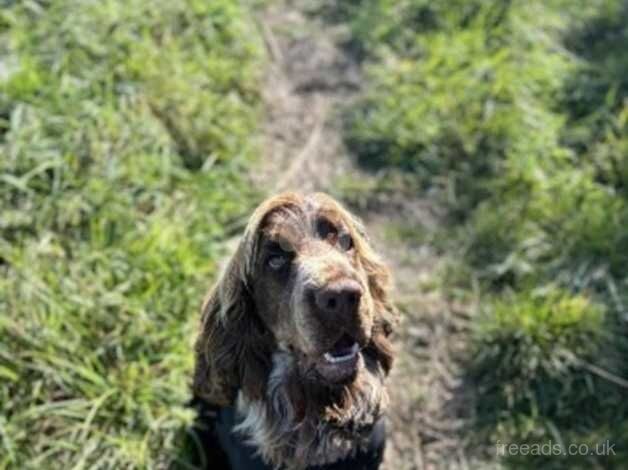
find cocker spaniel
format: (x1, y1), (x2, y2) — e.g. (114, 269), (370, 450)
(193, 192), (398, 469)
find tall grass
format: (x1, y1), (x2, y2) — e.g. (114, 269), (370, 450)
(0, 1), (264, 467)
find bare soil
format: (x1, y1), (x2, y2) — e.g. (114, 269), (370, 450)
(253, 2), (487, 468)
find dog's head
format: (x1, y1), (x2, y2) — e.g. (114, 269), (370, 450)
(193, 192), (397, 405)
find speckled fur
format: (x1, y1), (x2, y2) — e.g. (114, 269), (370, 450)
(192, 193), (398, 469)
(235, 350), (388, 469)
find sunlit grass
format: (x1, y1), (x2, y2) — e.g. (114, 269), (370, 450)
(0, 0), (264, 467)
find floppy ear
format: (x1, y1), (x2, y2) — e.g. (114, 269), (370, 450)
(192, 241), (274, 406)
(349, 214), (398, 330)
(349, 214), (399, 373)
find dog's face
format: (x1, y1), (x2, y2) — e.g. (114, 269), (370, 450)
(193, 192), (397, 405)
(251, 196), (376, 384)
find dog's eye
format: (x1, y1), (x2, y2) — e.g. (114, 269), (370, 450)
(267, 254), (289, 270)
(338, 233), (353, 251)
(317, 218), (339, 242)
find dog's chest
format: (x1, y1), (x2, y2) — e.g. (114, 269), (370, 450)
(224, 403), (385, 470)
(230, 351), (388, 469)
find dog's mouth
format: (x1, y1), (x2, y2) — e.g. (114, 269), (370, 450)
(314, 334), (362, 384)
(323, 335), (360, 364)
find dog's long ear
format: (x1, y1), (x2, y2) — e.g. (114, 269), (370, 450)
(348, 213), (399, 374)
(193, 193), (302, 405)
(348, 214), (398, 330)
(193, 240), (273, 406)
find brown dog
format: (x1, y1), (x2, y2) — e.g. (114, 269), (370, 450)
(193, 192), (398, 469)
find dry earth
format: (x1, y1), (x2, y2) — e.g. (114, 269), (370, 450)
(251, 2), (490, 468)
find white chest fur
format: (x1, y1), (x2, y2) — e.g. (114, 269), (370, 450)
(234, 352), (388, 469)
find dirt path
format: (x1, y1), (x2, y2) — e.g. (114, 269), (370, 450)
(252, 2), (359, 193)
(253, 2), (481, 468)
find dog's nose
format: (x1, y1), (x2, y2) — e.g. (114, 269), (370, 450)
(313, 280), (363, 317)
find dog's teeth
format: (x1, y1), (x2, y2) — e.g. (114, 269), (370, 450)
(324, 343), (359, 364)
(324, 353), (347, 364)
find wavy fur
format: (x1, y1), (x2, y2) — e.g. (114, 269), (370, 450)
(193, 192), (398, 469)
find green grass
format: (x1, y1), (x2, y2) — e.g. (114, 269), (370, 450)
(4, 0), (628, 467)
(470, 289), (628, 467)
(336, 0), (628, 467)
(0, 1), (264, 467)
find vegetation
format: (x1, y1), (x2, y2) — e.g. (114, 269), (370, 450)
(340, 0), (628, 467)
(0, 0), (263, 467)
(3, 0), (627, 468)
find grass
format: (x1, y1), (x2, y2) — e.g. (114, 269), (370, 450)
(0, 0), (264, 468)
(334, 0), (628, 467)
(3, 0), (628, 468)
